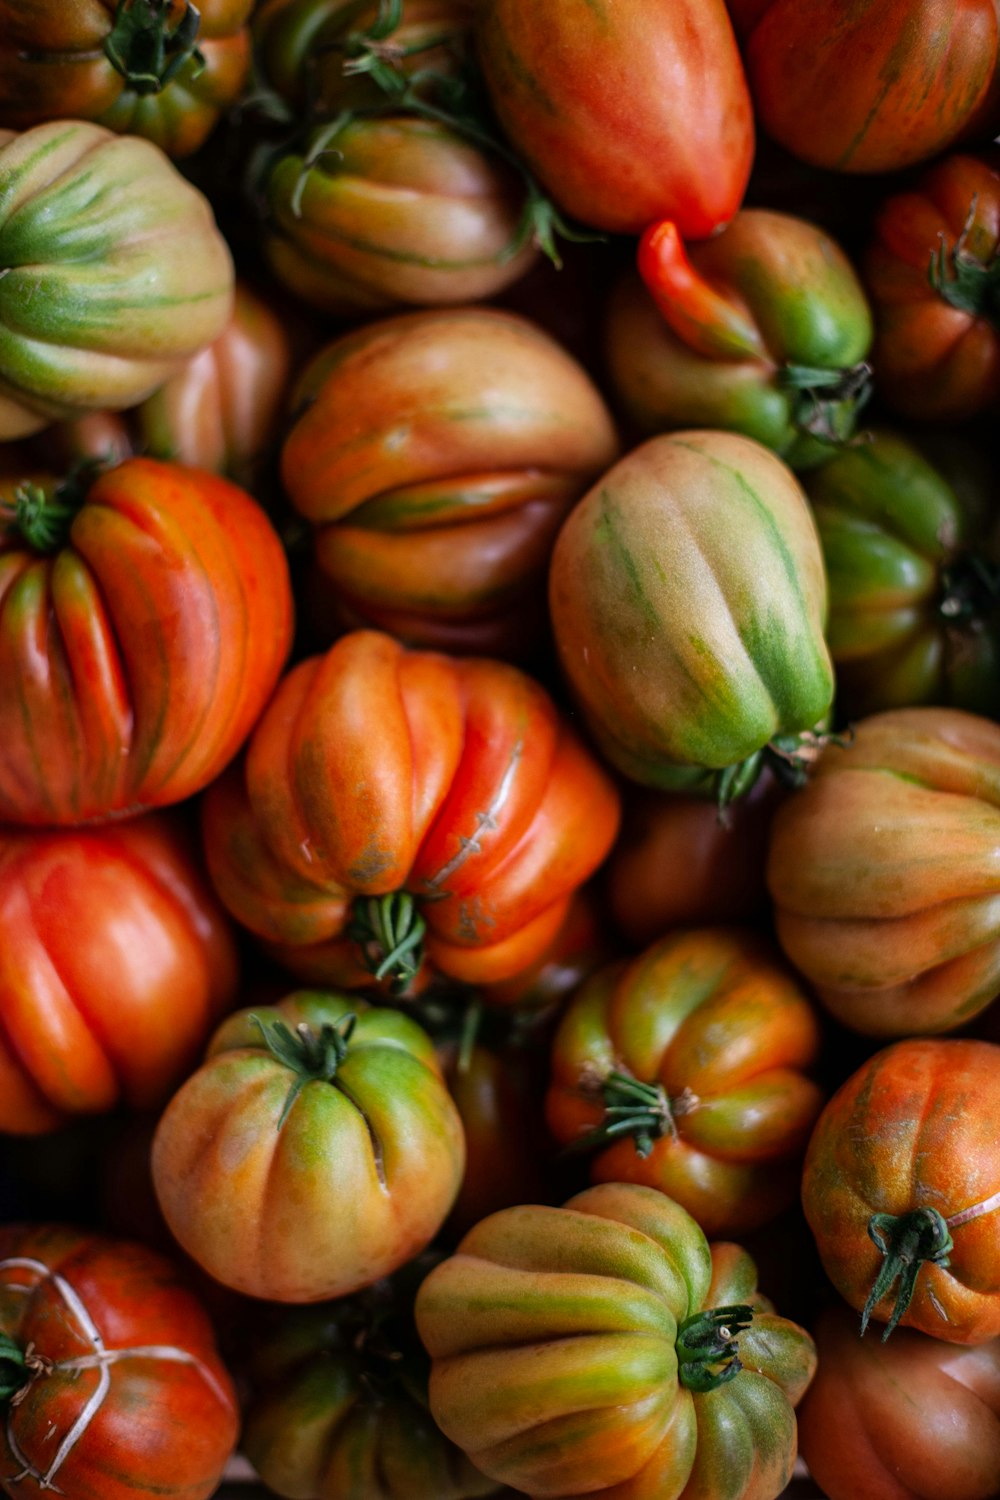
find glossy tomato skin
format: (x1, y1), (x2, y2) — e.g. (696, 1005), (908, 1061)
(0, 2), (252, 157)
(613, 211), (873, 468)
(0, 123), (234, 439)
(768, 708), (1000, 1035)
(802, 1039), (1000, 1344)
(0, 1225), (239, 1500)
(798, 1303), (1000, 1500)
(477, 0), (753, 238)
(416, 1183), (816, 1498)
(152, 992), (465, 1303)
(0, 814), (239, 1135)
(281, 308), (618, 658)
(807, 429), (1000, 718)
(745, 1), (998, 173)
(0, 457), (293, 826)
(201, 630), (621, 989)
(864, 151), (1000, 420)
(264, 116), (537, 316)
(546, 930), (823, 1237)
(548, 431), (833, 791)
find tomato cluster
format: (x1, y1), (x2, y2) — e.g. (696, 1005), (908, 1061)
(3, 3), (1000, 1498)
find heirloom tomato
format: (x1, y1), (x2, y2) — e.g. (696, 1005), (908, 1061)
(0, 1225), (238, 1500)
(0, 456), (293, 827)
(263, 116), (536, 316)
(281, 307), (618, 657)
(240, 1261), (495, 1500)
(864, 150), (1000, 420)
(798, 1303), (1000, 1500)
(0, 122), (233, 439)
(152, 991), (465, 1302)
(201, 629), (620, 992)
(743, 1), (998, 173)
(548, 431), (833, 799)
(0, 1), (253, 157)
(0, 813), (238, 1136)
(546, 930), (823, 1237)
(768, 708), (1000, 1035)
(807, 429), (1000, 719)
(802, 1039), (1000, 1344)
(617, 211), (873, 469)
(416, 1182), (816, 1499)
(477, 0), (753, 238)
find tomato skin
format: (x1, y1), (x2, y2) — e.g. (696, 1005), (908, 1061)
(416, 1182), (816, 1499)
(546, 930), (823, 1237)
(798, 1303), (1000, 1500)
(613, 211), (872, 468)
(0, 1225), (239, 1500)
(807, 429), (1000, 718)
(548, 431), (833, 791)
(477, 0), (753, 238)
(768, 708), (1000, 1036)
(0, 814), (239, 1135)
(282, 307), (618, 657)
(152, 992), (465, 1303)
(0, 2), (252, 157)
(802, 1039), (1000, 1344)
(264, 116), (537, 316)
(0, 457), (294, 827)
(745, 1), (998, 173)
(201, 630), (621, 988)
(0, 122), (234, 439)
(864, 151), (1000, 421)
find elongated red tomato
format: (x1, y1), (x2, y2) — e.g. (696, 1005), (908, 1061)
(0, 457), (293, 826)
(201, 630), (621, 991)
(477, 0), (754, 238)
(0, 1226), (239, 1500)
(0, 813), (239, 1135)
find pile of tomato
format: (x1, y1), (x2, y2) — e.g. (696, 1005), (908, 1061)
(2, 2), (1000, 1498)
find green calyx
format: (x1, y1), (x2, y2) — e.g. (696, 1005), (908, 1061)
(1, 459), (108, 556)
(347, 891), (427, 996)
(105, 0), (205, 95)
(779, 360), (873, 451)
(0, 1335), (27, 1407)
(569, 1071), (694, 1160)
(252, 1011), (357, 1129)
(713, 728), (852, 817)
(928, 195), (1000, 328)
(861, 1207), (953, 1340)
(676, 1305), (754, 1393)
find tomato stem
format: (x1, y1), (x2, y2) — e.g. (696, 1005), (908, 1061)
(1, 459), (108, 555)
(251, 1010), (357, 1129)
(105, 0), (205, 96)
(0, 1335), (27, 1407)
(778, 360), (873, 451)
(676, 1305), (754, 1392)
(348, 892), (427, 996)
(714, 727), (853, 816)
(565, 1071), (699, 1159)
(861, 1207), (953, 1340)
(928, 194), (1000, 330)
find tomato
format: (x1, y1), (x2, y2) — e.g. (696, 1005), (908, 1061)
(802, 1039), (1000, 1344)
(864, 150), (1000, 420)
(546, 930), (823, 1237)
(614, 211), (872, 469)
(416, 1182), (816, 1498)
(0, 2), (252, 157)
(201, 629), (621, 991)
(478, 885), (612, 1012)
(263, 116), (537, 315)
(254, 0), (475, 116)
(152, 990), (465, 1302)
(548, 431), (833, 798)
(807, 428), (1000, 718)
(743, 1), (999, 173)
(0, 122), (234, 439)
(798, 1302), (1000, 1500)
(240, 1262), (496, 1500)
(768, 707), (1000, 1036)
(477, 0), (753, 239)
(48, 283), (293, 492)
(281, 307), (618, 657)
(607, 778), (780, 944)
(0, 1225), (238, 1500)
(0, 813), (239, 1135)
(0, 456), (293, 827)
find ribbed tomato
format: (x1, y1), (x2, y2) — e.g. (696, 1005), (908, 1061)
(0, 456), (293, 826)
